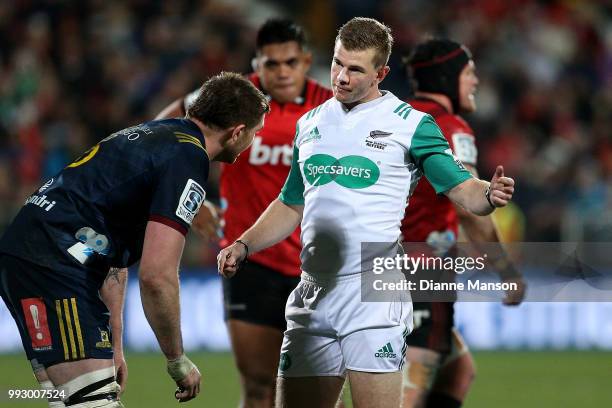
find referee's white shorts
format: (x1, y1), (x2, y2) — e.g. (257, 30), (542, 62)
(278, 271), (413, 377)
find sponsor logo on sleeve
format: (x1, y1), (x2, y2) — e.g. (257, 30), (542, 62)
(451, 132), (477, 165)
(444, 148), (467, 171)
(176, 179), (205, 225)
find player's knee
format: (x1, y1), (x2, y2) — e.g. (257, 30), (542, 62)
(450, 354), (477, 390)
(242, 371), (276, 402)
(57, 367), (123, 407)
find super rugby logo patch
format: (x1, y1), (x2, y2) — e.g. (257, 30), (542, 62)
(176, 179), (205, 225)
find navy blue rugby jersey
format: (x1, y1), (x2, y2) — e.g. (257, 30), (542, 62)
(0, 118), (209, 279)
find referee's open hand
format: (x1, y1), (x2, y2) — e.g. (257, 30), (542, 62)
(217, 241), (247, 278)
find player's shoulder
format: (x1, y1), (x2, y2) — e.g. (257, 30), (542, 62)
(146, 119), (209, 159)
(380, 94), (429, 133)
(446, 113), (474, 136)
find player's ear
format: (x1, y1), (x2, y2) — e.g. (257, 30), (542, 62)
(302, 51), (313, 70)
(251, 57), (259, 73)
(376, 65), (390, 82)
(229, 124), (247, 143)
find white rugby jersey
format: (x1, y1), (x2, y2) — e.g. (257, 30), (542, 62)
(279, 91), (471, 279)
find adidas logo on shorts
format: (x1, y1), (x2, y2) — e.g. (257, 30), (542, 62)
(374, 342), (397, 359)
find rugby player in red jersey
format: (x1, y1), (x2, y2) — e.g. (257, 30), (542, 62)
(400, 39), (526, 408)
(156, 19), (332, 407)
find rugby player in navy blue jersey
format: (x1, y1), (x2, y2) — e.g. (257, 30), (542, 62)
(0, 72), (269, 407)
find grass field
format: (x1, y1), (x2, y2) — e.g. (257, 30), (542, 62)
(0, 351), (610, 407)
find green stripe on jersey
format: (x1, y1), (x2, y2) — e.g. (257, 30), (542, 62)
(393, 102), (412, 119)
(279, 143), (305, 205)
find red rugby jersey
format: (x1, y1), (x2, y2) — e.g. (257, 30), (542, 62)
(401, 98), (478, 243)
(220, 74), (332, 276)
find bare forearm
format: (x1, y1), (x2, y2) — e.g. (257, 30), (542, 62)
(446, 178), (493, 216)
(100, 267), (128, 349)
(238, 198), (302, 253)
(139, 272), (183, 360)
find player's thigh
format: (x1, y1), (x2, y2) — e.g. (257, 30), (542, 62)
(46, 358), (114, 386)
(348, 370), (402, 408)
(0, 255), (114, 371)
(276, 376), (344, 408)
(227, 319), (284, 379)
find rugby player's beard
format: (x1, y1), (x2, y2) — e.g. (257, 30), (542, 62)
(214, 145), (242, 163)
(215, 136), (251, 163)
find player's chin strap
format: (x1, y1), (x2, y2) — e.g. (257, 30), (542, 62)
(58, 367), (124, 407)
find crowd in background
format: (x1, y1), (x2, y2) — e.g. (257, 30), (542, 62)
(0, 0), (610, 267)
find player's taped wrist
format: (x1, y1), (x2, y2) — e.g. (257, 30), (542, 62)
(167, 354), (196, 382)
(484, 185), (495, 209)
(490, 256), (521, 280)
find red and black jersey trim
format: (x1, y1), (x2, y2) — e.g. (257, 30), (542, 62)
(307, 80), (333, 106)
(149, 214), (188, 236)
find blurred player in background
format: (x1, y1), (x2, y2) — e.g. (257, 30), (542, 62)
(218, 18), (516, 408)
(0, 72), (268, 407)
(156, 19), (332, 408)
(401, 39), (526, 408)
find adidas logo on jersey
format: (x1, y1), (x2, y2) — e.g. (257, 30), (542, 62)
(249, 136), (292, 166)
(374, 342), (397, 359)
(300, 127), (321, 146)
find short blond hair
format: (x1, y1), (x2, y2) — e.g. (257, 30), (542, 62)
(336, 17), (393, 68)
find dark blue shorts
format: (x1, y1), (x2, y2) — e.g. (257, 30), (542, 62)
(0, 254), (114, 368)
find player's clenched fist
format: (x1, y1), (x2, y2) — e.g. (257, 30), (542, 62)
(217, 240), (248, 278)
(487, 165), (514, 208)
(167, 354), (201, 402)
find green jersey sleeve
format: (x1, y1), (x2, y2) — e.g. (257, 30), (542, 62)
(409, 114), (472, 194)
(279, 127), (305, 205)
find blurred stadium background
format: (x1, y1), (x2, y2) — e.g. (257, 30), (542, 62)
(0, 0), (610, 406)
